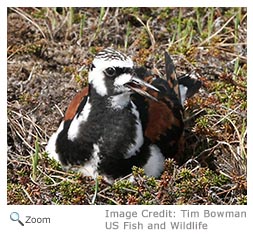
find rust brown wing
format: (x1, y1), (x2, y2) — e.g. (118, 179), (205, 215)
(131, 72), (184, 162)
(143, 76), (185, 162)
(64, 86), (89, 121)
(132, 52), (201, 163)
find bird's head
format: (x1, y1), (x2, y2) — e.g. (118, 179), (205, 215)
(88, 48), (158, 102)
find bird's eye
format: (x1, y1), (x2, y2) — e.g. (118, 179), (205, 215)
(104, 67), (116, 77)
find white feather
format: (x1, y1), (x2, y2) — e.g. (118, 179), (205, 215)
(68, 98), (91, 141)
(46, 121), (64, 161)
(79, 143), (101, 179)
(109, 92), (131, 110)
(124, 102), (144, 158)
(179, 84), (188, 105)
(143, 145), (165, 177)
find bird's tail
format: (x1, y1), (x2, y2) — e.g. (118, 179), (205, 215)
(164, 52), (201, 105)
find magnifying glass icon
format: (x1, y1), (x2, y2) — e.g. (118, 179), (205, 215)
(10, 212), (24, 226)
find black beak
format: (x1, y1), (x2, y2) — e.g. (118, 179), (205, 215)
(125, 77), (159, 101)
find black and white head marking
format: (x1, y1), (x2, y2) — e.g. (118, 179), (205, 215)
(95, 48), (130, 62)
(88, 48), (134, 97)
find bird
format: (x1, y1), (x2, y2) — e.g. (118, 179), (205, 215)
(46, 48), (201, 183)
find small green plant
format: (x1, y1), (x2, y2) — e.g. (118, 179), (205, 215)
(67, 7), (75, 29)
(79, 13), (86, 39)
(91, 177), (100, 204)
(207, 7), (214, 39)
(124, 21), (131, 50)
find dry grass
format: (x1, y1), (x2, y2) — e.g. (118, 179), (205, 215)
(7, 7), (247, 205)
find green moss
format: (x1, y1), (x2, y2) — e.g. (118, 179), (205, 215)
(237, 195), (247, 205)
(31, 8), (47, 19)
(177, 168), (195, 180)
